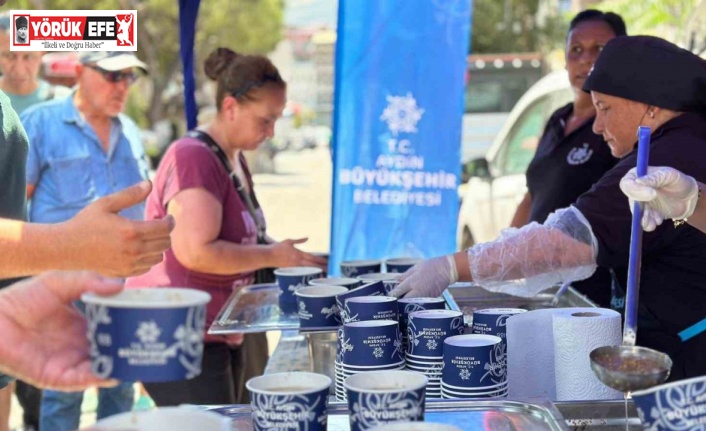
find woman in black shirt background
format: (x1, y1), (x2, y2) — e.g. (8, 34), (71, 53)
(510, 10), (627, 307)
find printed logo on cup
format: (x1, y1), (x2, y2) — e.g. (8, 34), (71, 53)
(353, 394), (424, 423)
(251, 394), (326, 429)
(344, 370), (427, 431)
(632, 374), (706, 430)
(407, 310), (463, 357)
(83, 288), (210, 382)
(341, 320), (403, 367)
(344, 296), (398, 323)
(247, 372), (332, 431)
(295, 285), (347, 328)
(298, 301), (313, 320)
(442, 334), (504, 388)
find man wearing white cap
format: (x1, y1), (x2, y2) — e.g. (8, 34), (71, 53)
(21, 51), (149, 431)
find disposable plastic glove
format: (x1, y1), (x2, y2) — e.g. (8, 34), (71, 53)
(620, 166), (699, 232)
(389, 255), (458, 298)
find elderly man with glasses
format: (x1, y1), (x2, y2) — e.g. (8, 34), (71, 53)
(21, 51), (150, 431)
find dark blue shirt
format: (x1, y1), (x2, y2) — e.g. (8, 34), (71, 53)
(526, 103), (618, 307)
(575, 112), (706, 380)
(526, 103), (617, 223)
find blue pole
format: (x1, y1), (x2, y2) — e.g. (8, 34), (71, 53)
(178, 0), (201, 130)
(624, 126), (651, 345)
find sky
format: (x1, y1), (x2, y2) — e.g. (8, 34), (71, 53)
(285, 0), (338, 28)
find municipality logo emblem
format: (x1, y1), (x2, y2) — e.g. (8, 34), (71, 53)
(380, 92), (424, 136)
(135, 321), (161, 344)
(567, 143), (593, 165)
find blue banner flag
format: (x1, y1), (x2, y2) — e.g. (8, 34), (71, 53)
(330, 0), (473, 275)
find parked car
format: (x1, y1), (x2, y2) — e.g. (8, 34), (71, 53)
(461, 52), (545, 162)
(41, 52), (78, 88)
(457, 70), (573, 249)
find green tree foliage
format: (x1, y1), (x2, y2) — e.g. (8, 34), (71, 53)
(595, 0), (705, 51)
(470, 0), (566, 54)
(12, 0), (284, 126)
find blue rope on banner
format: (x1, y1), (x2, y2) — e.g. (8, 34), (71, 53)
(178, 0), (201, 130)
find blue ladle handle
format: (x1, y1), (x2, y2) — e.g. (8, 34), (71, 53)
(624, 126), (651, 346)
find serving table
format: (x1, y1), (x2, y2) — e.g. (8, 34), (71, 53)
(208, 283), (642, 430)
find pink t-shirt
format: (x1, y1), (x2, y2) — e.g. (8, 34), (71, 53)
(126, 137), (264, 343)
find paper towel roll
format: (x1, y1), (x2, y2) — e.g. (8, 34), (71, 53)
(507, 309), (557, 400)
(553, 307), (622, 401)
(507, 307), (622, 401)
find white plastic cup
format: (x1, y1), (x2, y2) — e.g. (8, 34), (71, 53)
(89, 406), (230, 430)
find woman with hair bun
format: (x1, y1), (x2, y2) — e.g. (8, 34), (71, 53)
(127, 48), (326, 406)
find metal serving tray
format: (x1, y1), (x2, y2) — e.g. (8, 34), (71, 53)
(209, 283), (298, 334)
(210, 282), (459, 335)
(556, 400), (641, 431)
(207, 399), (568, 431)
(444, 282), (595, 324)
(209, 281), (593, 334)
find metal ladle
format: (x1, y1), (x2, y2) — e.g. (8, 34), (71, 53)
(550, 280), (571, 306)
(589, 126), (672, 394)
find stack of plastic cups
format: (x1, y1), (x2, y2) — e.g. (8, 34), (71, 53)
(441, 334), (507, 399)
(398, 297), (447, 355)
(357, 272), (401, 295)
(470, 307), (526, 389)
(334, 320), (404, 402)
(406, 310), (464, 399)
(335, 281), (387, 323)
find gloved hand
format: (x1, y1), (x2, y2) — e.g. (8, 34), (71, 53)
(389, 255), (458, 298)
(620, 166), (699, 232)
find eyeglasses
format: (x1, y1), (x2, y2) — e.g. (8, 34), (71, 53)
(86, 65), (139, 84)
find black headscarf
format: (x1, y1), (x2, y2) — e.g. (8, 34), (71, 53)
(583, 35), (706, 113)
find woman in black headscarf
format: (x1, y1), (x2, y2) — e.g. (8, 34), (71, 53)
(393, 35), (706, 381)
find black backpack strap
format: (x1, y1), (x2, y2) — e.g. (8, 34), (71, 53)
(186, 129), (266, 241)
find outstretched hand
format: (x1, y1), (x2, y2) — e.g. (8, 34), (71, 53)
(0, 271), (124, 391)
(389, 255), (458, 298)
(620, 166), (699, 231)
(61, 181), (175, 277)
(269, 238), (328, 271)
